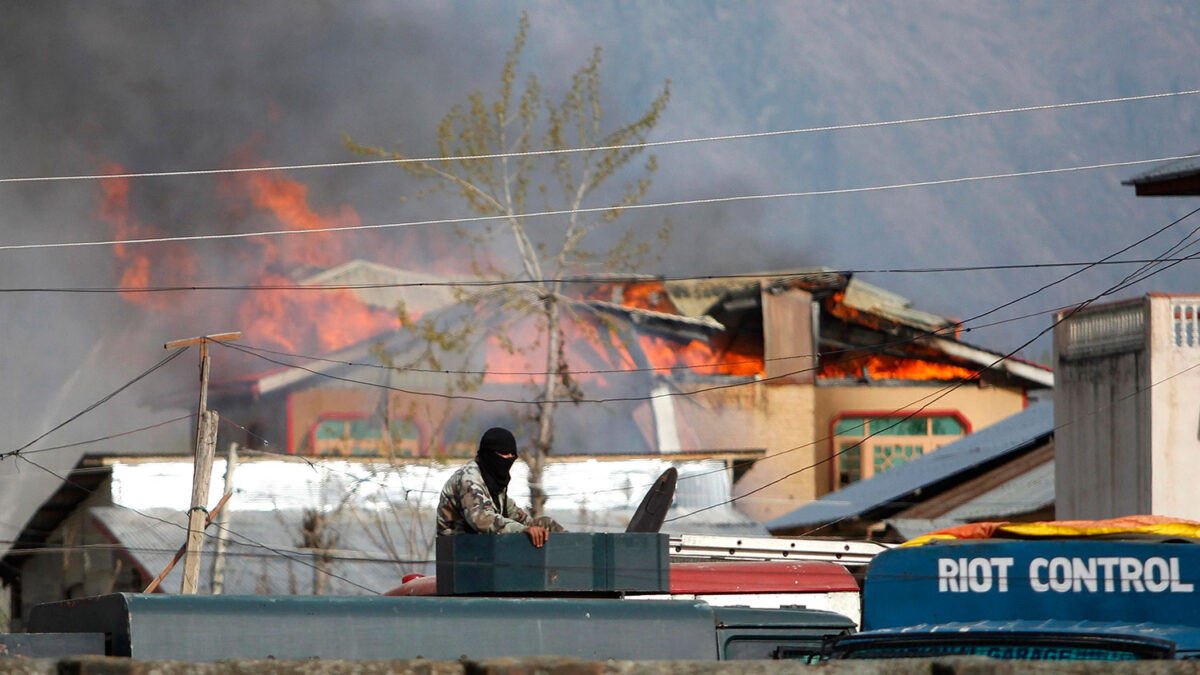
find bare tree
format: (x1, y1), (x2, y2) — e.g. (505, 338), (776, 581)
(347, 12), (671, 515)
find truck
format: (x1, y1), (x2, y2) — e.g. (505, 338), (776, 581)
(826, 518), (1200, 661)
(18, 532), (859, 662)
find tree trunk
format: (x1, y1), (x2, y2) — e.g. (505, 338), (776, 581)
(529, 297), (560, 517)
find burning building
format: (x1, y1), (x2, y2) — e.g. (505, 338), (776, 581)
(95, 159), (1051, 524)
(194, 266), (1051, 524)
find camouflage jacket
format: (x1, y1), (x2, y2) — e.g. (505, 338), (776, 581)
(436, 458), (531, 535)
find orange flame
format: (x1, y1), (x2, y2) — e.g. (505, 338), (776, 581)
(237, 170), (353, 268)
(819, 352), (977, 381)
(97, 162), (198, 310)
(237, 274), (397, 353)
(612, 281), (765, 376)
(96, 152), (408, 355)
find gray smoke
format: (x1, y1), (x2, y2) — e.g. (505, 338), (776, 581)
(1, 1), (1198, 554)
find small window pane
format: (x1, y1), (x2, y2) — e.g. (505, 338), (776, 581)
(838, 443), (862, 487)
(873, 417), (928, 436)
(930, 416), (965, 435)
(836, 418), (868, 435)
(835, 418), (868, 436)
(873, 444), (924, 471)
(348, 419), (381, 439)
(315, 421), (344, 440)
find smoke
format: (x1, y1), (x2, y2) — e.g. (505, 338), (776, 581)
(1, 1), (1199, 553)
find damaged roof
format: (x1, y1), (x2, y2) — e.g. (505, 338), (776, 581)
(663, 268), (842, 318)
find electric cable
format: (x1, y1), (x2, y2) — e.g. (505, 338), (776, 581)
(3, 257), (1200, 296)
(0, 348), (189, 462)
(1, 153), (1196, 253)
(665, 206), (1200, 523)
(2, 88), (1194, 184)
(12, 452), (381, 594)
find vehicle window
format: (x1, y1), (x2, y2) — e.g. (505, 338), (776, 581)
(723, 638), (822, 662)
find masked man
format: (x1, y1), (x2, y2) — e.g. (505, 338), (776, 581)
(436, 427), (565, 547)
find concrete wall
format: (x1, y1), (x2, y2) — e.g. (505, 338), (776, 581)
(814, 384), (1028, 494)
(730, 380), (1028, 524)
(730, 384), (817, 522)
(1055, 295), (1200, 520)
(1149, 295), (1200, 519)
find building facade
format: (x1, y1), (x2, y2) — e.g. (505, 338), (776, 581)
(1054, 294), (1200, 519)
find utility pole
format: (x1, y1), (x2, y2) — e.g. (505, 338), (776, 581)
(165, 331), (242, 595)
(210, 441), (238, 595)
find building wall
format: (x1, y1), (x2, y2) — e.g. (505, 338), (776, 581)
(729, 380), (1028, 524)
(1148, 295), (1200, 518)
(1051, 295), (1200, 519)
(730, 383), (817, 522)
(814, 383), (1029, 493)
(12, 480), (142, 630)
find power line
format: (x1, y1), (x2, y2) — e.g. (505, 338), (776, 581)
(1, 153), (1196, 253)
(3, 257), (1200, 295)
(12, 452), (381, 594)
(798, 356), (1200, 538)
(2, 88), (1196, 184)
(13, 414), (194, 457)
(13, 204), (1192, 503)
(666, 205), (1200, 523)
(0, 348), (189, 461)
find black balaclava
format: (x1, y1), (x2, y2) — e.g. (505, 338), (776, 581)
(476, 427), (518, 506)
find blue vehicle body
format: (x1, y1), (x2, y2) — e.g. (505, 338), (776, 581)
(829, 539), (1200, 660)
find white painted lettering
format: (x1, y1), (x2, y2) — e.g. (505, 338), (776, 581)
(992, 557), (1014, 592)
(1144, 557), (1170, 593)
(1048, 557), (1072, 593)
(1170, 558), (1194, 592)
(1030, 558), (1050, 592)
(938, 558), (959, 592)
(1072, 557), (1098, 593)
(959, 557), (969, 592)
(968, 558), (992, 592)
(1119, 557), (1145, 592)
(1095, 557), (1119, 593)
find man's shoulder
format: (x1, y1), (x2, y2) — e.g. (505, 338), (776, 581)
(446, 458), (482, 486)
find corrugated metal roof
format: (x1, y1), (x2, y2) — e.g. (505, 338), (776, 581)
(766, 401), (1055, 532)
(92, 506), (435, 595)
(841, 278), (951, 333)
(663, 268), (841, 317)
(884, 461), (1056, 541)
(941, 459), (1054, 521)
(93, 498), (765, 596)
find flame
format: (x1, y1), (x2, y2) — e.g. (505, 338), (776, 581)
(97, 162), (199, 310)
(95, 152), (410, 355)
(237, 274), (397, 352)
(237, 170), (353, 268)
(819, 352), (977, 381)
(616, 281), (677, 313)
(610, 281), (764, 376)
(820, 292), (977, 380)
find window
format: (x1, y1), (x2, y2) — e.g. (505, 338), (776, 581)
(308, 416), (421, 457)
(1175, 303), (1199, 347)
(832, 413), (968, 489)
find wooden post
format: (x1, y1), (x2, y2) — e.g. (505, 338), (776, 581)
(165, 331), (242, 595)
(142, 490), (233, 593)
(181, 409), (218, 594)
(210, 442), (238, 595)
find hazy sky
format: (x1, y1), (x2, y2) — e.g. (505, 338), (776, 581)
(1, 1), (1198, 551)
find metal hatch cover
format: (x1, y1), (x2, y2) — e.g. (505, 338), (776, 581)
(626, 467), (677, 533)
